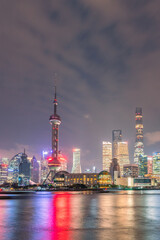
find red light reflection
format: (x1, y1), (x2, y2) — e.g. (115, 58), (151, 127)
(50, 193), (71, 240)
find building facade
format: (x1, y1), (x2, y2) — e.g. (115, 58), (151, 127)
(1, 158), (9, 165)
(0, 158), (9, 185)
(117, 142), (130, 176)
(134, 107), (144, 164)
(123, 164), (138, 178)
(8, 153), (24, 183)
(153, 152), (160, 175)
(110, 158), (120, 182)
(112, 130), (122, 159)
(41, 158), (49, 184)
(53, 171), (112, 188)
(19, 151), (30, 185)
(71, 149), (81, 173)
(147, 156), (153, 174)
(116, 177), (156, 187)
(138, 155), (148, 177)
(65, 173), (98, 187)
(0, 164), (8, 185)
(133, 178), (155, 187)
(31, 156), (40, 183)
(98, 171), (112, 187)
(102, 141), (112, 171)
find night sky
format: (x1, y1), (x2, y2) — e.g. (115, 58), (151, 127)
(1, 0), (160, 172)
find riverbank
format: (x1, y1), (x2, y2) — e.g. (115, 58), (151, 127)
(0, 188), (160, 194)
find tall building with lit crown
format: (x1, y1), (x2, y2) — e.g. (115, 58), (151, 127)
(117, 142), (130, 176)
(102, 141), (112, 171)
(112, 130), (122, 159)
(153, 152), (160, 174)
(134, 107), (144, 164)
(71, 149), (81, 173)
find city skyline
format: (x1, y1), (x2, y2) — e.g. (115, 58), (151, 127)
(1, 1), (160, 172)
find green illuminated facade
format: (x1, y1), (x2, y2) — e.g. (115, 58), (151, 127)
(153, 152), (160, 174)
(138, 155), (148, 177)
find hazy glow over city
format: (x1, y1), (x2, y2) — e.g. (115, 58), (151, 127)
(0, 1), (160, 173)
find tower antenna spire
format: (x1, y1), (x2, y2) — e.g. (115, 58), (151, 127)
(53, 72), (58, 115)
(53, 85), (58, 115)
(54, 85), (57, 100)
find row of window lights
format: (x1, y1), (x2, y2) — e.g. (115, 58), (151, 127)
(65, 178), (97, 181)
(65, 175), (97, 178)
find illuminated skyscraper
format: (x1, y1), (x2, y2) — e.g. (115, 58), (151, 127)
(134, 107), (144, 164)
(110, 158), (120, 182)
(41, 151), (49, 184)
(8, 153), (23, 183)
(102, 141), (112, 171)
(0, 158), (9, 184)
(37, 160), (41, 183)
(31, 156), (40, 183)
(19, 150), (30, 186)
(153, 152), (160, 174)
(117, 142), (130, 176)
(147, 156), (153, 174)
(71, 149), (81, 173)
(93, 166), (96, 173)
(138, 155), (148, 177)
(112, 130), (122, 158)
(0, 164), (8, 185)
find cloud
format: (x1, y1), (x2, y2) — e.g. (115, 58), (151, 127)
(0, 0), (160, 169)
(145, 131), (160, 145)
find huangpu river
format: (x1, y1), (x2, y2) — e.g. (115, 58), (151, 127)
(0, 190), (160, 240)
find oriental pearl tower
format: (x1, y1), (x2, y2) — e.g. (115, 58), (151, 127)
(45, 86), (61, 183)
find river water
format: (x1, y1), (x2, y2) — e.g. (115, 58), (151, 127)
(0, 190), (160, 240)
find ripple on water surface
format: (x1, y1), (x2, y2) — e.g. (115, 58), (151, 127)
(0, 190), (160, 240)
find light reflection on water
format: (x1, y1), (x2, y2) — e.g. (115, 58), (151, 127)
(0, 191), (160, 240)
